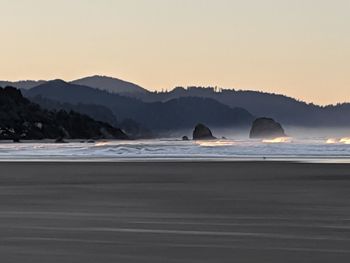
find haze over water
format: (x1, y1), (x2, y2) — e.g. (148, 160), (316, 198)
(1, 132), (350, 162)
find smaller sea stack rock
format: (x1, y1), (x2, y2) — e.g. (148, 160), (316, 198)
(193, 124), (216, 140)
(182, 136), (189, 141)
(249, 118), (286, 139)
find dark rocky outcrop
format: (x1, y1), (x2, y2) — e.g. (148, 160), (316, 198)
(182, 136), (189, 141)
(193, 124), (216, 140)
(249, 118), (286, 139)
(0, 86), (129, 141)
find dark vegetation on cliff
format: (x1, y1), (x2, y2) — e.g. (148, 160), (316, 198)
(0, 86), (128, 141)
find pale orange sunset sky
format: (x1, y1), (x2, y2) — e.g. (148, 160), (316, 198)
(0, 0), (349, 105)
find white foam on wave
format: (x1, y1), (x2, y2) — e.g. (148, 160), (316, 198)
(262, 137), (292, 144)
(326, 137), (350, 145)
(0, 138), (349, 161)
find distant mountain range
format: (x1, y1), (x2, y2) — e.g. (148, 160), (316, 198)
(71, 75), (149, 95)
(136, 87), (350, 127)
(2, 75), (350, 133)
(0, 80), (46, 90)
(24, 80), (253, 133)
(1, 75), (148, 94)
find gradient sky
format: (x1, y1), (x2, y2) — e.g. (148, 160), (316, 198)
(1, 0), (349, 105)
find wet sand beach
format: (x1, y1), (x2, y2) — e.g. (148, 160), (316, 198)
(0, 161), (350, 262)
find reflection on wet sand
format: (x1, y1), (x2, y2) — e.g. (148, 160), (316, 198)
(0, 161), (349, 262)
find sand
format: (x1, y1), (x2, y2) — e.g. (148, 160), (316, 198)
(0, 161), (349, 262)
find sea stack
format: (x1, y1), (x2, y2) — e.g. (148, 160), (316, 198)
(249, 118), (286, 139)
(193, 124), (216, 140)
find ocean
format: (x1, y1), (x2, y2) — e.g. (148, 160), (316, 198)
(0, 136), (350, 162)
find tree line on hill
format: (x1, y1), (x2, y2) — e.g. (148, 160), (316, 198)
(3, 75), (350, 141)
(23, 80), (254, 136)
(0, 86), (128, 141)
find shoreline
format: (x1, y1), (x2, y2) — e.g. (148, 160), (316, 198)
(0, 157), (350, 164)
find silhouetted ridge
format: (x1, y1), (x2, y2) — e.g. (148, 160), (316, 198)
(0, 86), (128, 141)
(25, 81), (254, 132)
(135, 86), (350, 127)
(31, 96), (154, 139)
(30, 95), (118, 126)
(71, 75), (149, 95)
(0, 80), (46, 90)
(5, 76), (350, 127)
(10, 76), (350, 128)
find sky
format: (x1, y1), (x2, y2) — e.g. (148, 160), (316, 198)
(0, 0), (349, 105)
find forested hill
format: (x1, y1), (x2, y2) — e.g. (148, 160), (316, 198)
(24, 80), (255, 131)
(0, 86), (128, 141)
(134, 87), (350, 127)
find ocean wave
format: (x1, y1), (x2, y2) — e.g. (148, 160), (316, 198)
(0, 138), (349, 161)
